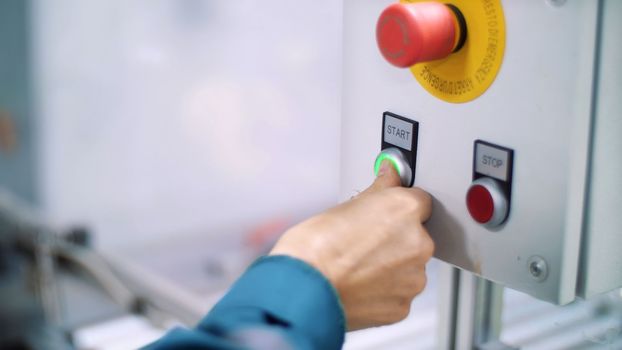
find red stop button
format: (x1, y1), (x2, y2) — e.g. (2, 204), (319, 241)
(466, 177), (509, 227)
(376, 2), (461, 68)
(466, 184), (494, 223)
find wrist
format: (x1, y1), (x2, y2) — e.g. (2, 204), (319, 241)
(269, 228), (338, 289)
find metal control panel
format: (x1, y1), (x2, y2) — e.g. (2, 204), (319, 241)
(340, 0), (622, 304)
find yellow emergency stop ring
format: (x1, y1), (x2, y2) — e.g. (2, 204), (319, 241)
(402, 0), (506, 103)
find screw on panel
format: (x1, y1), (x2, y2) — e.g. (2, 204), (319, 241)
(527, 256), (549, 282)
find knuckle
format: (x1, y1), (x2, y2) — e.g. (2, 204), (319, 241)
(393, 301), (411, 322)
(416, 273), (428, 294)
(406, 277), (424, 297)
(383, 188), (428, 220)
(401, 192), (421, 213)
(411, 187), (433, 221)
(408, 229), (435, 262)
(381, 187), (431, 222)
(420, 234), (435, 260)
(413, 188), (432, 209)
(389, 188), (416, 206)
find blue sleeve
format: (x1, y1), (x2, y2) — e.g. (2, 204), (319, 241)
(145, 255), (346, 350)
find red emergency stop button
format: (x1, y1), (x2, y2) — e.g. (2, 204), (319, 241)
(376, 2), (466, 68)
(466, 177), (508, 227)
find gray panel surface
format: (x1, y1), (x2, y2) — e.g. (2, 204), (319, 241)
(577, 0), (622, 299)
(340, 0), (599, 303)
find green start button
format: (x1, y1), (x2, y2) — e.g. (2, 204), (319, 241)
(373, 147), (412, 187)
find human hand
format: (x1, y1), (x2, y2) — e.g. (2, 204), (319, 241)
(269, 161), (434, 330)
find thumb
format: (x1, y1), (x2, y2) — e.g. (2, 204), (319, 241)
(365, 160), (402, 193)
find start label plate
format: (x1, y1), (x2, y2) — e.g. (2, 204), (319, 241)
(404, 0), (506, 103)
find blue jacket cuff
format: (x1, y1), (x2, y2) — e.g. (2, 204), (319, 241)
(198, 255), (345, 350)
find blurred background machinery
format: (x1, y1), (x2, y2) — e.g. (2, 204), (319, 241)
(2, 0), (343, 348)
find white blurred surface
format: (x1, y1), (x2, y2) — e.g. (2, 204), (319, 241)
(32, 0), (343, 250)
(73, 315), (166, 350)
